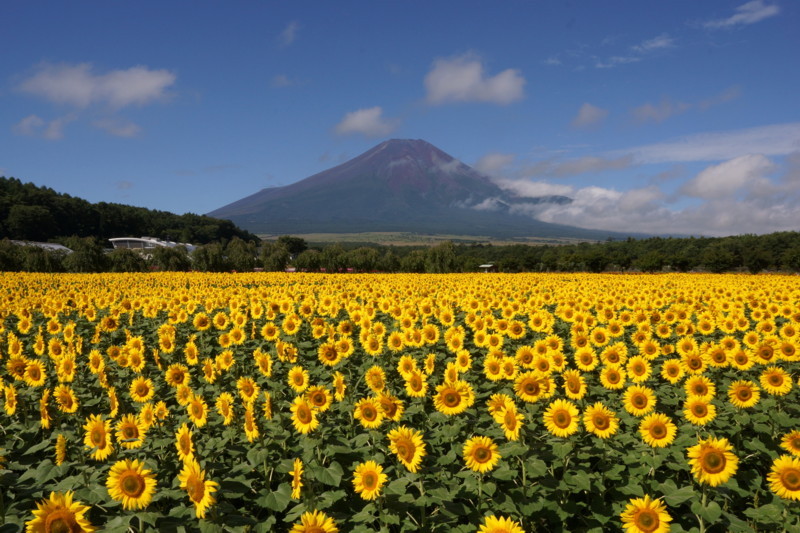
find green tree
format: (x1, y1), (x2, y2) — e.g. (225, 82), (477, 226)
(107, 248), (148, 272)
(321, 244), (346, 273)
(277, 235), (308, 256)
(400, 250), (426, 273)
(226, 237), (257, 272)
(61, 236), (109, 273)
(192, 243), (228, 272)
(150, 246), (191, 271)
(6, 204), (56, 241)
(293, 249), (321, 272)
(261, 242), (290, 272)
(425, 241), (457, 273)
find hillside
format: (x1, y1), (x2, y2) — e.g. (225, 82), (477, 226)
(0, 176), (259, 244)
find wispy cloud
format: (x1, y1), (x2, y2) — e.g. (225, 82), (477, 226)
(623, 122), (800, 163)
(632, 87), (740, 123)
(17, 62), (176, 109)
(13, 113), (76, 140)
(271, 74), (295, 88)
(571, 103), (609, 129)
(474, 153), (516, 176)
(596, 33), (675, 69)
(334, 106), (398, 138)
(92, 118), (141, 138)
(424, 53), (525, 105)
(279, 21), (300, 47)
(525, 155), (634, 178)
(704, 1), (780, 29)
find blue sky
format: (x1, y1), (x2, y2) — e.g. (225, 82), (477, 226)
(2, 0), (799, 236)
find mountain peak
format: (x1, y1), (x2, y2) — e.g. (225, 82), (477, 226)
(207, 139), (606, 239)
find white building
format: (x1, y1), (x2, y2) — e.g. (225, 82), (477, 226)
(109, 236), (196, 253)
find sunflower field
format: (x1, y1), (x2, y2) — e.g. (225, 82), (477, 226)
(1, 272), (800, 533)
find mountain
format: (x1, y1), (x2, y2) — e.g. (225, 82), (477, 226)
(208, 139), (622, 240)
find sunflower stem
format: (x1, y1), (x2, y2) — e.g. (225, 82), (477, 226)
(696, 488), (707, 533)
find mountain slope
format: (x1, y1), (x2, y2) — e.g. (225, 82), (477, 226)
(208, 139), (621, 239)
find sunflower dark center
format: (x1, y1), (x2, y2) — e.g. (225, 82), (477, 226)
(702, 450), (726, 473)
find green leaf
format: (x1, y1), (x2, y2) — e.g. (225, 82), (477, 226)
(499, 441), (528, 458)
(351, 503), (377, 523)
(313, 461), (343, 486)
(384, 476), (410, 496)
(261, 483), (292, 512)
(743, 504), (783, 525)
(662, 485), (696, 507)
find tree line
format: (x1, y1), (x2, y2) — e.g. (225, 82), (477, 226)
(2, 232), (800, 274)
(0, 177), (258, 244)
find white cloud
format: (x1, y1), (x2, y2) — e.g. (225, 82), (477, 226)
(680, 154), (775, 199)
(334, 106), (398, 138)
(43, 114), (77, 140)
(92, 118), (141, 138)
(18, 62), (176, 109)
(632, 98), (691, 123)
(595, 55), (641, 69)
(704, 1), (780, 29)
(12, 114), (44, 136)
(631, 33), (675, 53)
(624, 122), (800, 163)
(571, 103), (609, 128)
(279, 21), (300, 47)
(424, 54), (525, 105)
(271, 74), (294, 87)
(474, 153), (516, 176)
(13, 113), (75, 140)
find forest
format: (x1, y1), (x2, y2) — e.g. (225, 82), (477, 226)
(2, 231), (800, 274)
(0, 177), (258, 244)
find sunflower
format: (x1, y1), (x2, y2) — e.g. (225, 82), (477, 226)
(306, 386), (333, 412)
(116, 414), (146, 450)
(215, 392), (235, 425)
(83, 414), (114, 461)
(332, 371), (347, 401)
(175, 423), (194, 461)
(543, 399), (580, 438)
(683, 397), (717, 426)
(626, 356), (652, 383)
(561, 369), (587, 400)
(486, 393), (514, 416)
(24, 360), (47, 387)
(684, 375), (716, 401)
(179, 457), (219, 519)
(365, 366), (387, 393)
(165, 364), (190, 388)
(583, 402), (619, 439)
(106, 459), (157, 510)
(781, 431), (800, 457)
(659, 359), (684, 384)
(463, 435), (501, 473)
(290, 510), (338, 533)
(290, 458), (303, 499)
(514, 371), (547, 403)
(599, 366), (626, 390)
(623, 385), (656, 417)
(387, 426), (427, 473)
(237, 376), (259, 405)
(3, 384), (17, 415)
(433, 380), (474, 415)
(687, 437), (739, 486)
(202, 359), (217, 384)
(767, 455), (800, 500)
(760, 366), (792, 396)
(727, 380), (761, 409)
(620, 494), (671, 533)
(476, 514), (525, 533)
(25, 491), (95, 533)
(574, 347), (599, 372)
(187, 394), (209, 427)
(639, 413), (678, 448)
(291, 396), (319, 434)
(495, 403), (525, 441)
(288, 366), (310, 393)
(352, 461), (388, 500)
(39, 388), (51, 429)
(244, 406), (260, 442)
(55, 433), (67, 466)
(353, 397), (383, 429)
(378, 393), (404, 422)
(129, 377), (155, 403)
(53, 385), (79, 414)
